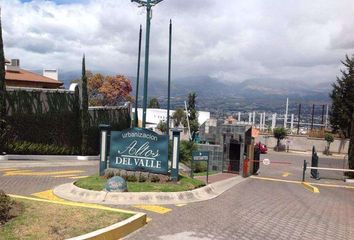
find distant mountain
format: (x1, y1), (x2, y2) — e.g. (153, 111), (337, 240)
(60, 71), (81, 87)
(236, 78), (309, 96)
(57, 71), (331, 105)
(138, 76), (331, 100)
(131, 75), (234, 98)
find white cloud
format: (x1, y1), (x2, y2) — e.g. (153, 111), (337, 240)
(1, 0), (354, 84)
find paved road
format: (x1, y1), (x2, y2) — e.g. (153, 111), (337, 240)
(1, 153), (353, 240)
(127, 179), (354, 240)
(258, 151), (350, 184)
(0, 160), (97, 195)
(127, 152), (354, 240)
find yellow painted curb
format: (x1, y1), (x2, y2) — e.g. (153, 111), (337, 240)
(301, 182), (320, 193)
(67, 213), (147, 240)
(133, 205), (172, 214)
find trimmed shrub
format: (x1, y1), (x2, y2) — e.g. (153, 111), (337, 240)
(126, 175), (137, 182)
(138, 173), (147, 182)
(150, 175), (160, 183)
(193, 161), (208, 173)
(0, 190), (12, 225)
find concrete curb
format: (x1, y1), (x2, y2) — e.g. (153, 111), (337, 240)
(345, 179), (354, 183)
(54, 176), (245, 205)
(4, 155), (99, 161)
(302, 182), (320, 193)
(67, 212), (146, 240)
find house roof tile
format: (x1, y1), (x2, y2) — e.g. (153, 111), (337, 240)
(5, 69), (63, 86)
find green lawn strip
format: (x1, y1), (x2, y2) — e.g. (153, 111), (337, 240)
(193, 171), (220, 176)
(0, 199), (131, 240)
(74, 175), (206, 192)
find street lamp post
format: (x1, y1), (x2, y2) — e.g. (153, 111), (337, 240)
(131, 0), (164, 128)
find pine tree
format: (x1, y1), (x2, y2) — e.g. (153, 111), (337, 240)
(80, 55), (89, 155)
(184, 92), (199, 141)
(348, 113), (354, 177)
(0, 9), (7, 154)
(330, 55), (354, 138)
(330, 54), (354, 175)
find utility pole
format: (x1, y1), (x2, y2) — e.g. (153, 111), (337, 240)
(167, 20), (172, 138)
(131, 0), (164, 128)
(311, 104), (315, 131)
(297, 104), (301, 135)
(321, 104), (325, 129)
(134, 25), (142, 128)
(284, 98), (288, 129)
(325, 104), (329, 129)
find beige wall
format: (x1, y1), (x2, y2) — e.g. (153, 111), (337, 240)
(256, 134), (349, 154)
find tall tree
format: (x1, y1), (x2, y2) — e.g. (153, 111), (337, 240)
(87, 73), (132, 106)
(148, 97), (160, 108)
(99, 75), (133, 105)
(184, 92), (199, 141)
(348, 113), (354, 177)
(330, 54), (354, 175)
(80, 55), (89, 155)
(0, 9), (7, 154)
(330, 55), (354, 138)
(172, 108), (186, 127)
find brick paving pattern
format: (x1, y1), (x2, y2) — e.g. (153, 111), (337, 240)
(0, 164), (97, 195)
(127, 179), (354, 240)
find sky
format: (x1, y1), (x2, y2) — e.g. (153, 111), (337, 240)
(1, 0), (354, 84)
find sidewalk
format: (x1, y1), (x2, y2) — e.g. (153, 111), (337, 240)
(195, 172), (238, 184)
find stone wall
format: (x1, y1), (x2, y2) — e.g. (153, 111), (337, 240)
(197, 144), (223, 171)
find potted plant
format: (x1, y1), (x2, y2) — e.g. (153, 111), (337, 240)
(324, 133), (334, 155)
(273, 127), (287, 151)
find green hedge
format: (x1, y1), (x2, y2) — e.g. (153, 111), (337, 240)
(6, 141), (79, 155)
(5, 90), (131, 155)
(7, 112), (81, 148)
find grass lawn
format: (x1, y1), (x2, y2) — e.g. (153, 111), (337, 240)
(74, 175), (206, 192)
(193, 171), (220, 176)
(0, 199), (131, 240)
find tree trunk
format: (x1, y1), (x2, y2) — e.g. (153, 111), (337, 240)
(348, 113), (354, 178)
(277, 139), (280, 152)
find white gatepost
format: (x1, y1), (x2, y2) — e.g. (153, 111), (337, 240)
(263, 112), (266, 130)
(271, 113), (277, 130)
(284, 98), (288, 129)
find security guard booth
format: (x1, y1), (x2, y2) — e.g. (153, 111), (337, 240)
(198, 119), (255, 175)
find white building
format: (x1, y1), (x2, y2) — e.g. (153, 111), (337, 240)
(132, 108), (210, 132)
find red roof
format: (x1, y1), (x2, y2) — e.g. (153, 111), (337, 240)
(5, 69), (63, 87)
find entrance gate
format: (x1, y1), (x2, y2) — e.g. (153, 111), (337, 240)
(228, 140), (241, 172)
